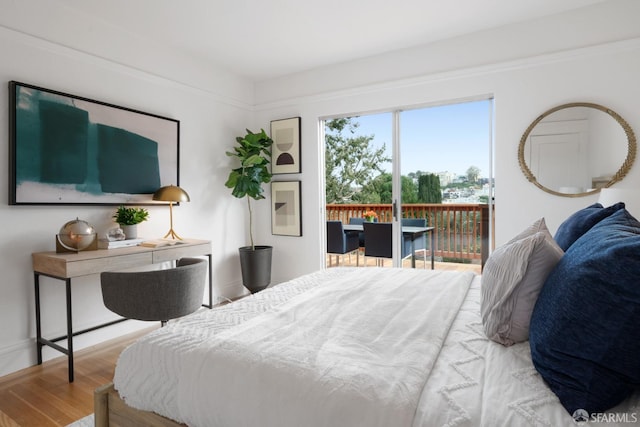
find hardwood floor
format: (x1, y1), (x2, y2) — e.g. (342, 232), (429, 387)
(0, 326), (156, 427)
(0, 261), (480, 427)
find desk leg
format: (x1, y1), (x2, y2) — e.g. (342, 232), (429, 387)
(65, 278), (74, 383)
(34, 274), (75, 382)
(34, 273), (43, 365)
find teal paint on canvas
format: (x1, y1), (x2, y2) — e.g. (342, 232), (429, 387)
(14, 86), (44, 184)
(13, 84), (164, 199)
(39, 100), (89, 184)
(97, 124), (161, 194)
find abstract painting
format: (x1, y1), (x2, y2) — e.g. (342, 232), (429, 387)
(270, 117), (300, 174)
(271, 181), (302, 236)
(8, 81), (179, 205)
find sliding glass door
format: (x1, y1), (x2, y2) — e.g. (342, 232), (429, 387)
(324, 98), (493, 269)
(398, 100), (493, 269)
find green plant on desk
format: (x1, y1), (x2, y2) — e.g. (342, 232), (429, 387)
(112, 206), (149, 225)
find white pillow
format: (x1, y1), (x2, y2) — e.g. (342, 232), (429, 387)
(481, 218), (564, 346)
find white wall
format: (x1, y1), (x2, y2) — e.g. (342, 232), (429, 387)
(253, 0), (640, 284)
(0, 24), (255, 375)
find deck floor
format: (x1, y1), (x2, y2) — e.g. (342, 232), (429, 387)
(326, 249), (482, 274)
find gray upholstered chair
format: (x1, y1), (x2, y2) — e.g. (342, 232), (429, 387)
(100, 257), (207, 326)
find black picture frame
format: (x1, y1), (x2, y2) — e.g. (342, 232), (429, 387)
(271, 180), (302, 236)
(8, 81), (180, 205)
(270, 117), (301, 174)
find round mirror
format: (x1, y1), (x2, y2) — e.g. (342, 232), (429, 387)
(518, 102), (636, 197)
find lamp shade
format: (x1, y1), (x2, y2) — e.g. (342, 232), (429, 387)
(152, 185), (190, 203)
(598, 188), (640, 217)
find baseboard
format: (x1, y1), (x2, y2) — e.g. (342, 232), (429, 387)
(0, 319), (150, 378)
(0, 338), (34, 377)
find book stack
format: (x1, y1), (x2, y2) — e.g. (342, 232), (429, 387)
(97, 238), (144, 249)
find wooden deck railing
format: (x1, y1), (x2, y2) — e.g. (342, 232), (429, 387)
(326, 203), (491, 266)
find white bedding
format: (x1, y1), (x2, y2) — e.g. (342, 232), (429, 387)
(113, 268), (640, 426)
(177, 268), (472, 427)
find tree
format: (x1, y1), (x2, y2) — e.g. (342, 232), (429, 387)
(418, 173), (442, 203)
(325, 118), (390, 204)
(359, 173), (391, 203)
(358, 173), (418, 204)
(407, 170), (426, 182)
(401, 176), (418, 203)
(466, 166), (481, 183)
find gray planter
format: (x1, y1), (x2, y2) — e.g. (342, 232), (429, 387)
(238, 245), (272, 293)
(120, 224), (138, 239)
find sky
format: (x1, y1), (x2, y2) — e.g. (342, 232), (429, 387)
(352, 99), (492, 178)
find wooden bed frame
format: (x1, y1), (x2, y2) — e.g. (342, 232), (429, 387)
(94, 383), (185, 427)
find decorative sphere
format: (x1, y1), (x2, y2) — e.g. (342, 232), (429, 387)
(57, 218), (97, 252)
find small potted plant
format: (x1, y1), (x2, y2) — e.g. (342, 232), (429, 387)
(113, 205), (149, 239)
(225, 128), (274, 293)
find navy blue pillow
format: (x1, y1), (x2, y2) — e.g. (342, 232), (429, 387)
(530, 208), (640, 415)
(553, 202), (625, 251)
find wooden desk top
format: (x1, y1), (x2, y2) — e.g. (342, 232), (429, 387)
(33, 238), (211, 279)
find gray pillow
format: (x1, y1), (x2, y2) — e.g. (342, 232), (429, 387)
(505, 217), (547, 244)
(481, 219), (564, 346)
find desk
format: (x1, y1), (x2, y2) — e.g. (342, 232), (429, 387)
(32, 238), (212, 382)
(343, 224), (435, 269)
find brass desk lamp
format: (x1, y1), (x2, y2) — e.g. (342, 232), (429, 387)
(152, 185), (190, 239)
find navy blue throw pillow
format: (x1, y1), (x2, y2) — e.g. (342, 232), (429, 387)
(553, 202), (625, 251)
(530, 208), (640, 415)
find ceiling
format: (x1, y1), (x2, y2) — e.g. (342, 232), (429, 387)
(56, 0), (607, 81)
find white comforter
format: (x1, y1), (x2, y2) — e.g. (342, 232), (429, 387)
(176, 268), (473, 427)
(114, 268), (640, 427)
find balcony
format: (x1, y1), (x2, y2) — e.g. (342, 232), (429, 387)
(326, 203), (491, 271)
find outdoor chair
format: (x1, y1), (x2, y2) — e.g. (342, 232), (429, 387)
(349, 216), (379, 248)
(401, 218), (428, 268)
(348, 217), (365, 248)
(326, 220), (360, 267)
(363, 222), (393, 267)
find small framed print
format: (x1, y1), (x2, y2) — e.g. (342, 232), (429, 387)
(270, 117), (301, 174)
(271, 181), (302, 236)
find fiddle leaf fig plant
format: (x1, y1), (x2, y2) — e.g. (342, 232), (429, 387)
(225, 128), (274, 249)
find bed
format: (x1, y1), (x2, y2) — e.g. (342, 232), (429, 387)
(95, 263), (640, 426)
